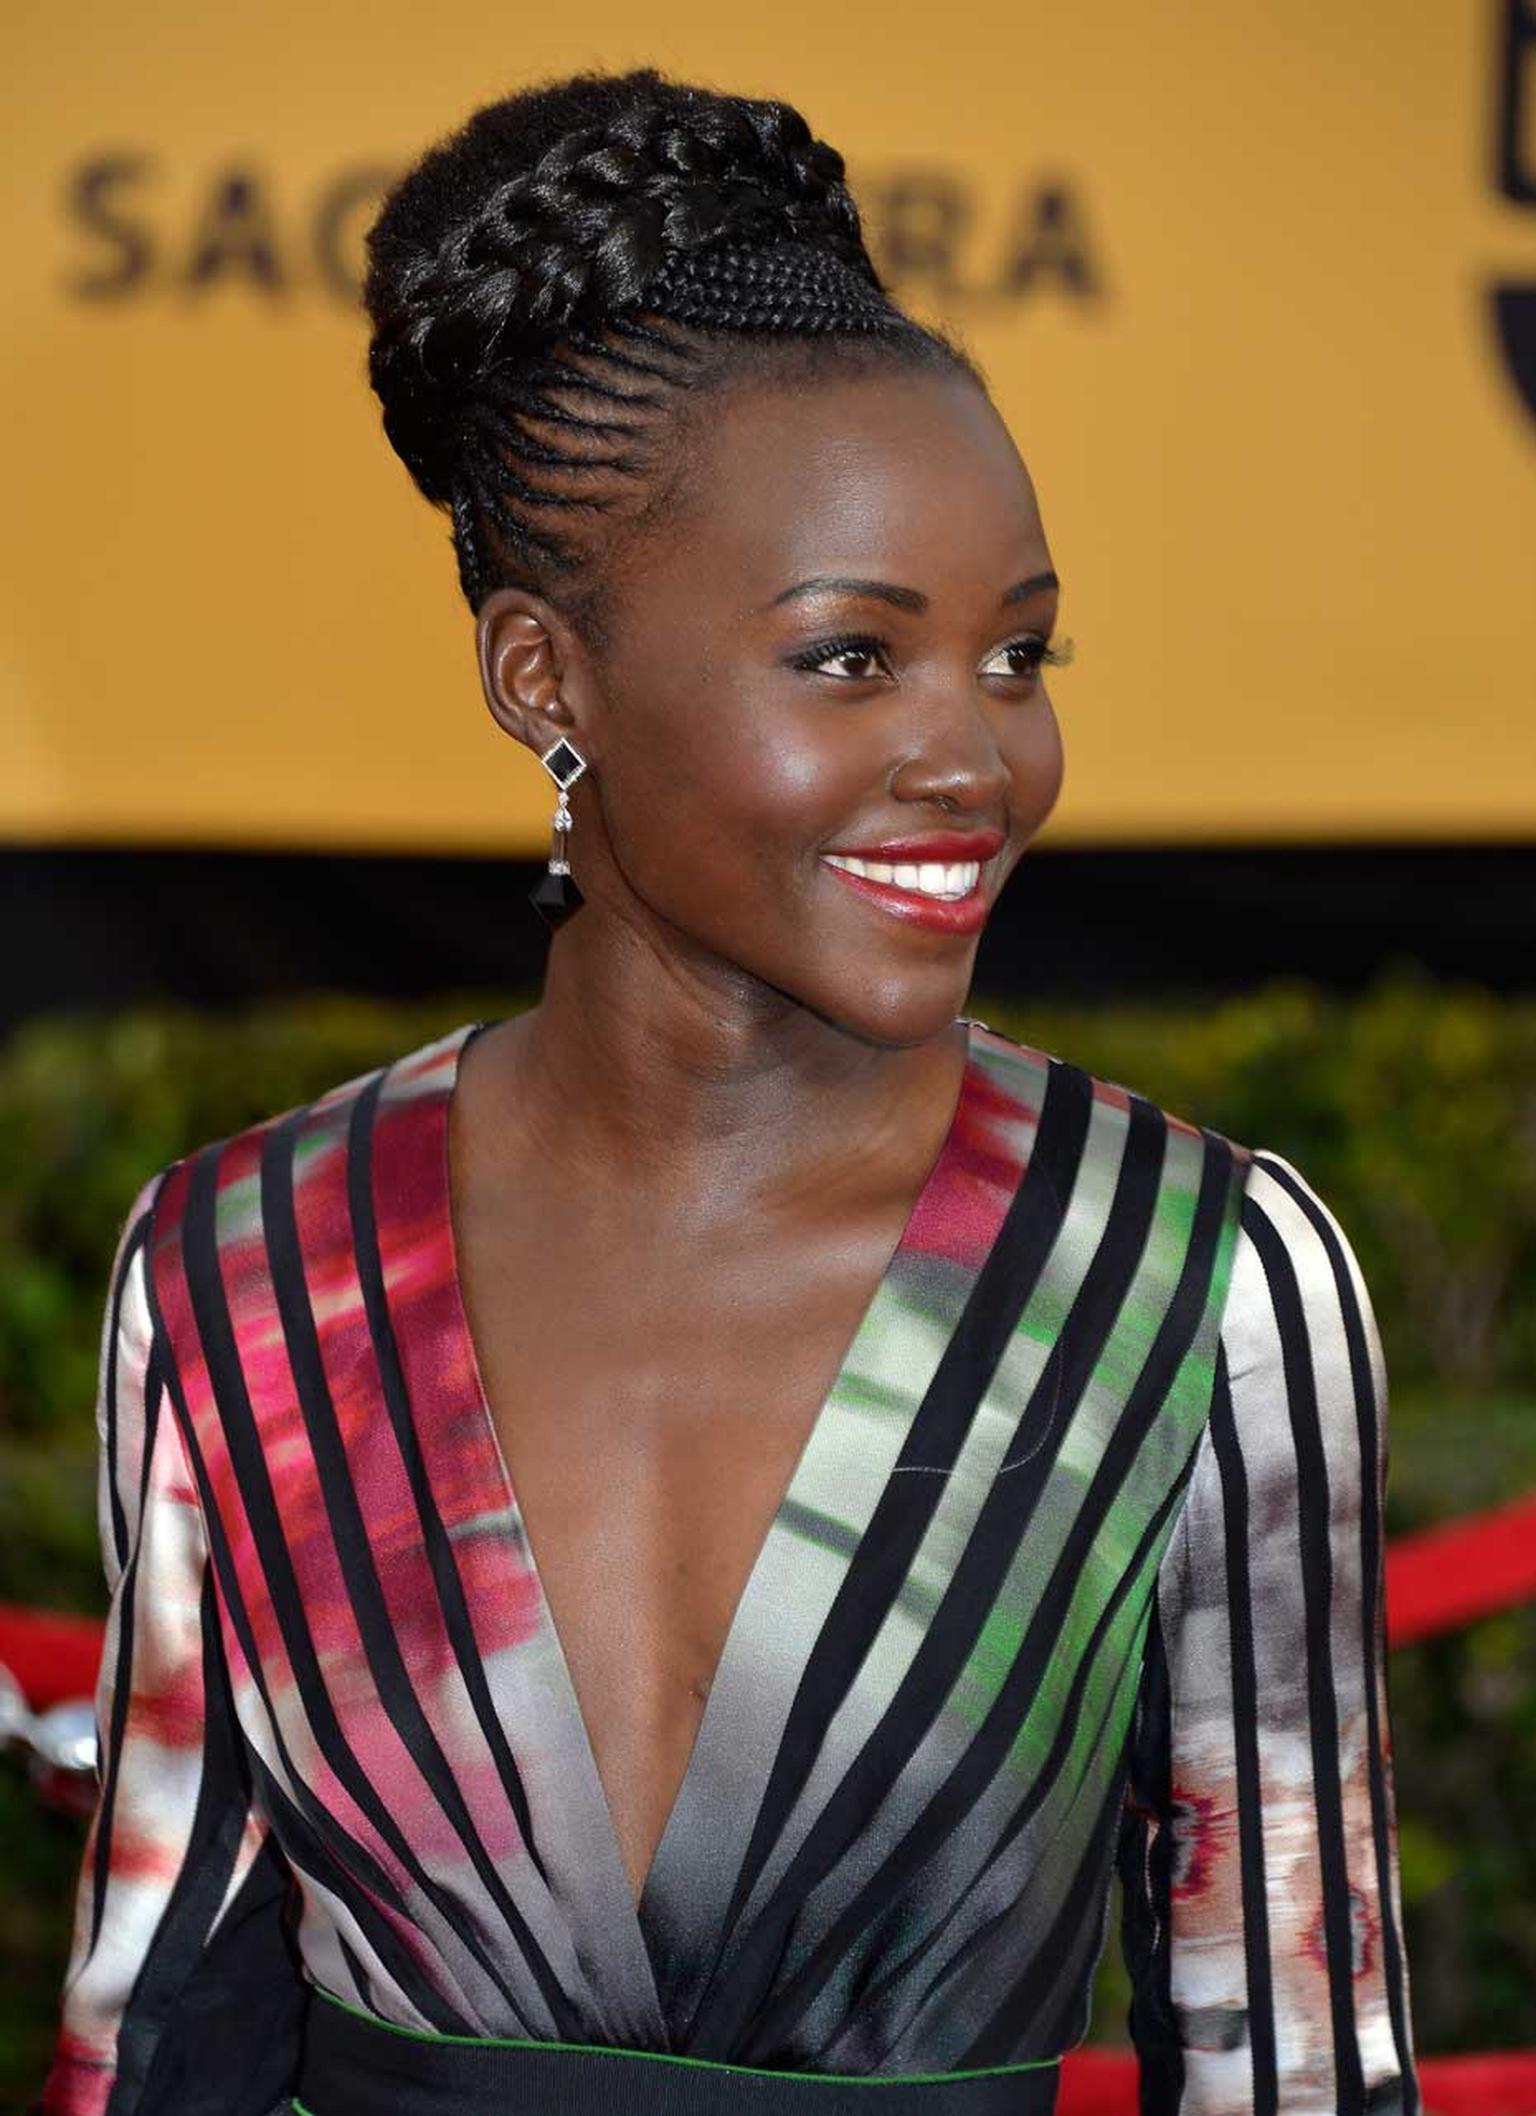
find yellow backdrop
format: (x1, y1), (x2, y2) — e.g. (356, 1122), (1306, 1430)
(5, 0), (1535, 852)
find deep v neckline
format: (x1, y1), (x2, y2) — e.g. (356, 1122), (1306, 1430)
(425, 1014), (979, 1940)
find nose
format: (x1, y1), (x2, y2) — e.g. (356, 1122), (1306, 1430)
(886, 688), (1013, 816)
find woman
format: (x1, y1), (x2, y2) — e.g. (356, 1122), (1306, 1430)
(42, 67), (1418, 2116)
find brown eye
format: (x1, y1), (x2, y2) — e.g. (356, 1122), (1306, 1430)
(822, 646), (883, 680)
(784, 632), (894, 682)
(979, 633), (1075, 683)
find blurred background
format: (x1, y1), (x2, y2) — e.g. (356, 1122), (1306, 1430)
(3, 0), (1535, 2107)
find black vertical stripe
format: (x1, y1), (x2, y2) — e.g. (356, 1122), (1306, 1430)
(1243, 1191), (1367, 2114)
(345, 1067), (548, 1887)
(1115, 1597), (1183, 2116)
(337, 1932), (375, 2015)
(86, 1336), (164, 1962)
(89, 1188), (171, 1964)
(105, 1570), (257, 2113)
(1033, 1797), (1132, 2058)
(259, 1104), (579, 2036)
(1253, 1156), (1418, 2115)
(139, 1158), (521, 2037)
(974, 1763), (1137, 2064)
(1208, 1345), (1278, 2116)
(130, 1838), (307, 2116)
(144, 1246), (422, 1923)
(244, 1749), (466, 2030)
(175, 1140), (535, 2029)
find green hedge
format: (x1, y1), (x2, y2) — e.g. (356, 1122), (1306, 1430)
(1, 975), (1533, 2086)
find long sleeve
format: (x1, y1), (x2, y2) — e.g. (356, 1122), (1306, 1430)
(42, 1171), (306, 2116)
(1117, 1149), (1420, 2114)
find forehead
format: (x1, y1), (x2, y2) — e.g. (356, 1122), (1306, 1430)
(634, 366), (1050, 608)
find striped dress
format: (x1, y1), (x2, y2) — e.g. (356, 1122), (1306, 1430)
(43, 1015), (1419, 2115)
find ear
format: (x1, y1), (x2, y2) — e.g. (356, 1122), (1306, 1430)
(475, 586), (593, 762)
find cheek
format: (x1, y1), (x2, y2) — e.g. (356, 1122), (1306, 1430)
(606, 682), (854, 882)
(1005, 699), (1066, 831)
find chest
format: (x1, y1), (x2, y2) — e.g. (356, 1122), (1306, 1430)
(448, 1165), (904, 1904)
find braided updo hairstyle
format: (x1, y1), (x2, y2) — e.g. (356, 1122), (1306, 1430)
(363, 69), (981, 641)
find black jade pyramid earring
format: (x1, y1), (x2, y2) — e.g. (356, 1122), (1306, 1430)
(528, 736), (588, 929)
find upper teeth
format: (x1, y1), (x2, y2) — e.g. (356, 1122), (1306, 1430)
(823, 855), (982, 900)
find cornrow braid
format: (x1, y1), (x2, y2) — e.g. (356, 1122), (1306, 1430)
(644, 240), (904, 334)
(364, 68), (980, 631)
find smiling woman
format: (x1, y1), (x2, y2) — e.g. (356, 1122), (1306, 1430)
(40, 66), (1419, 2116)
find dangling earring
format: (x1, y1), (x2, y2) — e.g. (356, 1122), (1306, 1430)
(528, 736), (588, 929)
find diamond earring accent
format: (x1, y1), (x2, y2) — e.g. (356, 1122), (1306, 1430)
(529, 737), (588, 929)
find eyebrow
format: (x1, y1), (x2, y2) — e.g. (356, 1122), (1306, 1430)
(769, 571), (1059, 614)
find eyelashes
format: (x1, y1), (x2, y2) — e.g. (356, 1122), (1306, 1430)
(784, 630), (1075, 684)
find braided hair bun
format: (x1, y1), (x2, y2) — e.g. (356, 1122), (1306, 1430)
(364, 68), (970, 615)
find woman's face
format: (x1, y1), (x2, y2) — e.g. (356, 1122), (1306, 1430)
(495, 362), (1065, 1050)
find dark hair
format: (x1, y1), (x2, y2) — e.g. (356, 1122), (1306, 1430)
(362, 68), (981, 639)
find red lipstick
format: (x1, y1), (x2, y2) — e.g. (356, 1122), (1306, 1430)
(823, 829), (1007, 862)
(821, 866), (990, 935)
(817, 827), (1006, 938)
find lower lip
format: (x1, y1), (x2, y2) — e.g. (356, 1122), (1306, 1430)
(819, 861), (990, 936)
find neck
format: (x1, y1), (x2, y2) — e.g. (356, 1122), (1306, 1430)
(499, 912), (968, 1214)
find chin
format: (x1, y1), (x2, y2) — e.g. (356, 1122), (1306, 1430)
(801, 965), (977, 1051)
